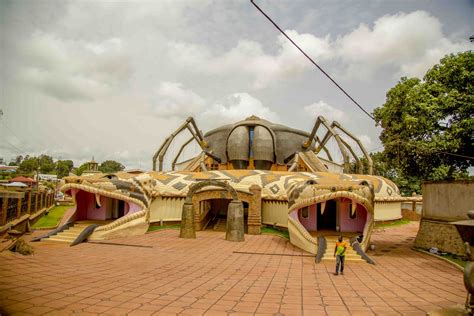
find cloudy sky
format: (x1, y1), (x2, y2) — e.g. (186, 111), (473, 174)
(1, 0), (473, 170)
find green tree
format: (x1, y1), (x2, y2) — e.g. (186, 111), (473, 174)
(9, 155), (23, 166)
(18, 155), (38, 174)
(38, 155), (55, 174)
(56, 160), (74, 178)
(99, 160), (125, 173)
(374, 51), (473, 190)
(73, 163), (89, 176)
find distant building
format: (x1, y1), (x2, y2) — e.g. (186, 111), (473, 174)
(0, 165), (18, 173)
(37, 174), (59, 182)
(82, 157), (101, 176)
(8, 176), (36, 187)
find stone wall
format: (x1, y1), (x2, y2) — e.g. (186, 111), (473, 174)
(401, 208), (421, 221)
(414, 219), (465, 255)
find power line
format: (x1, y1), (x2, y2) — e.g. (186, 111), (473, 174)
(250, 0), (376, 122)
(1, 138), (24, 153)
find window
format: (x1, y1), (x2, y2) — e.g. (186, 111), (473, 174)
(349, 203), (357, 219)
(301, 206), (309, 219)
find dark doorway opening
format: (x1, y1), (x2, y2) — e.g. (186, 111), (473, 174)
(205, 199), (248, 232)
(317, 200), (337, 230)
(117, 200), (125, 218)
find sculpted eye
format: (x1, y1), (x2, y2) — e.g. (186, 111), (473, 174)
(331, 187), (336, 192)
(305, 179), (317, 185)
(359, 180), (370, 186)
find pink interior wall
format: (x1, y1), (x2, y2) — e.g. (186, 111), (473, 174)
(126, 202), (140, 215)
(75, 191), (110, 221)
(298, 204), (317, 231)
(339, 200), (367, 232)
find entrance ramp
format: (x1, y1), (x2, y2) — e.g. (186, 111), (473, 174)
(298, 151), (329, 172)
(321, 235), (363, 262)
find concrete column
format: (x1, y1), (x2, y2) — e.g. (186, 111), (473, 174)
(226, 200), (244, 242)
(247, 185), (262, 235)
(180, 202), (196, 239)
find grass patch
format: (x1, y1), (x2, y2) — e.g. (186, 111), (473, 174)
(148, 224), (181, 232)
(442, 253), (467, 268)
(375, 219), (411, 228)
(261, 227), (290, 240)
(32, 205), (70, 229)
(413, 247), (467, 268)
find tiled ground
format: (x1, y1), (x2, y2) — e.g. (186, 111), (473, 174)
(0, 222), (465, 315)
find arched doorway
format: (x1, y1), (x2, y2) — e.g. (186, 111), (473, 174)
(200, 199), (249, 232)
(180, 180), (244, 241)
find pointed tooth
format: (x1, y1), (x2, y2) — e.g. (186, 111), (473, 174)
(351, 200), (357, 216)
(95, 194), (102, 208)
(320, 201), (326, 215)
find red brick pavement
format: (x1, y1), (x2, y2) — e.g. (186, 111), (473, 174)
(0, 222), (465, 315)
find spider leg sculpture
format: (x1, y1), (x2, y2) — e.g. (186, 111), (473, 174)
(152, 117), (220, 171)
(310, 116), (351, 173)
(331, 121), (373, 174)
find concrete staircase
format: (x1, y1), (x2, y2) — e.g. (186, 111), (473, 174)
(213, 218), (227, 231)
(321, 236), (363, 262)
(45, 222), (94, 243)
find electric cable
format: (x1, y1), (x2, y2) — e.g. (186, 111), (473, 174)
(250, 0), (376, 121)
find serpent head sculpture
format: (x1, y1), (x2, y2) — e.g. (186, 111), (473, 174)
(286, 177), (375, 254)
(61, 172), (156, 239)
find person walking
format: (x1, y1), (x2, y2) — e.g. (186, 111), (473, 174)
(334, 235), (348, 275)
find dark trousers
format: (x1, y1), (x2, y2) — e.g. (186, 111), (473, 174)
(336, 255), (345, 273)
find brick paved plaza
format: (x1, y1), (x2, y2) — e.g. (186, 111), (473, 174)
(0, 222), (465, 315)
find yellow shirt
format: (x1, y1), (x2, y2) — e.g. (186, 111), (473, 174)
(335, 241), (348, 256)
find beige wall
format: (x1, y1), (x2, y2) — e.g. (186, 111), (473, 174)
(149, 197), (185, 223)
(262, 200), (288, 227)
(423, 180), (474, 221)
(374, 202), (402, 221)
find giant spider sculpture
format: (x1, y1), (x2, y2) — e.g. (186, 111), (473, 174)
(153, 115), (373, 174)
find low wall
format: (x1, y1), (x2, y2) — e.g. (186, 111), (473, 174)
(414, 218), (464, 255)
(414, 180), (473, 256)
(374, 201), (402, 221)
(401, 209), (421, 221)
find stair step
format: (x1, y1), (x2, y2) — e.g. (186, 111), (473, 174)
(42, 223), (88, 244)
(47, 236), (75, 242)
(322, 236), (363, 261)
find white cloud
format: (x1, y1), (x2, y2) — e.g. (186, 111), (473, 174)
(356, 134), (373, 150)
(152, 82), (205, 118)
(168, 30), (332, 89)
(200, 93), (279, 126)
(168, 11), (472, 84)
(334, 11), (473, 78)
(16, 32), (131, 101)
(303, 100), (346, 123)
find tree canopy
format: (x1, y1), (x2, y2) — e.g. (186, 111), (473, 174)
(99, 160), (125, 173)
(5, 155), (126, 178)
(56, 160), (74, 178)
(373, 51), (473, 193)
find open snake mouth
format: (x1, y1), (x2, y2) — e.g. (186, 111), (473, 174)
(287, 182), (374, 248)
(61, 183), (148, 232)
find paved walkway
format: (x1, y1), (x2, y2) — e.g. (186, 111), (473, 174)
(0, 222), (465, 315)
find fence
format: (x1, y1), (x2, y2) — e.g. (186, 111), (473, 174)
(0, 190), (55, 227)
